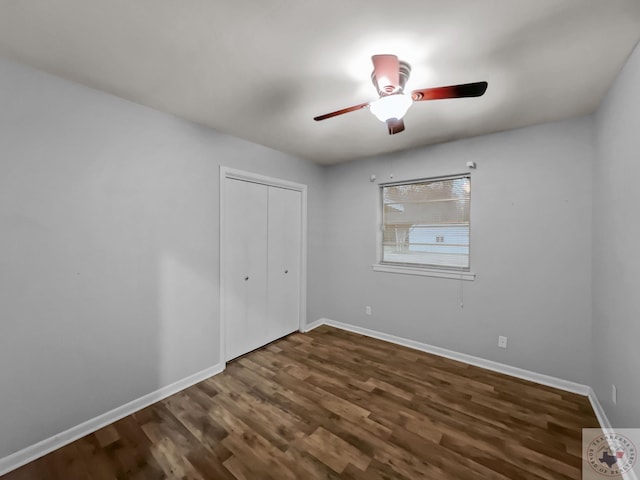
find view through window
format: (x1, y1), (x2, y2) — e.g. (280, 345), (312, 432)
(381, 175), (470, 270)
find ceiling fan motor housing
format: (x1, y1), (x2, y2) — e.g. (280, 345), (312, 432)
(371, 60), (411, 95)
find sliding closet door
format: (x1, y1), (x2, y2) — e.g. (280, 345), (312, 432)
(224, 178), (268, 361)
(267, 186), (302, 340)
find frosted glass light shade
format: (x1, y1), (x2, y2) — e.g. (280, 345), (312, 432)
(369, 94), (413, 122)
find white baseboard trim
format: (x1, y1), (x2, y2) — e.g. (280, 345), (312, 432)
(0, 362), (225, 477)
(317, 318), (591, 396)
(583, 394), (640, 480)
(584, 390), (639, 480)
(301, 318), (325, 333)
(587, 387), (612, 430)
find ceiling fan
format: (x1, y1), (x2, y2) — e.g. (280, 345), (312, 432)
(313, 54), (488, 135)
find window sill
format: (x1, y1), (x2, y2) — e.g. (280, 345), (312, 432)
(372, 263), (476, 281)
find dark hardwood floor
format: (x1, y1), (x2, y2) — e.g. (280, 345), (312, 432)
(2, 326), (600, 479)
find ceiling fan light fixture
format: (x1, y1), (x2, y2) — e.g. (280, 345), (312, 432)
(369, 93), (413, 122)
(313, 53), (487, 135)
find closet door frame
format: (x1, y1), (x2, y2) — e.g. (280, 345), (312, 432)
(219, 166), (308, 366)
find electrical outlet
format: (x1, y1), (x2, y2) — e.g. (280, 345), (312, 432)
(498, 336), (508, 349)
(365, 306), (372, 316)
(612, 384), (617, 405)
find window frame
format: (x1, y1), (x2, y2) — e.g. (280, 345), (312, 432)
(373, 173), (476, 281)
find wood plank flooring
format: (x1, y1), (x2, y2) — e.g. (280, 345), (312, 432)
(2, 326), (600, 479)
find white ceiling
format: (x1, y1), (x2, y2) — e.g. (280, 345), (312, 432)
(1, 1), (639, 165)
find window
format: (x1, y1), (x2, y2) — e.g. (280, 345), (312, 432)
(380, 174), (470, 271)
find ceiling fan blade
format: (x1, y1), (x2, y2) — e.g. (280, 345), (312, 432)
(372, 55), (400, 93)
(386, 118), (405, 135)
(313, 102), (370, 121)
(411, 81), (488, 101)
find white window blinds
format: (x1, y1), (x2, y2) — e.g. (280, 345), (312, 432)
(381, 175), (470, 270)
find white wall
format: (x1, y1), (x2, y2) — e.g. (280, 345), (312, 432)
(593, 42), (640, 427)
(322, 117), (594, 385)
(0, 58), (325, 458)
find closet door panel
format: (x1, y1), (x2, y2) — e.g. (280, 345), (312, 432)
(267, 186), (302, 339)
(224, 178), (268, 361)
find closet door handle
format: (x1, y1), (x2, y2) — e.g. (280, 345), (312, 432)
(244, 276), (249, 281)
